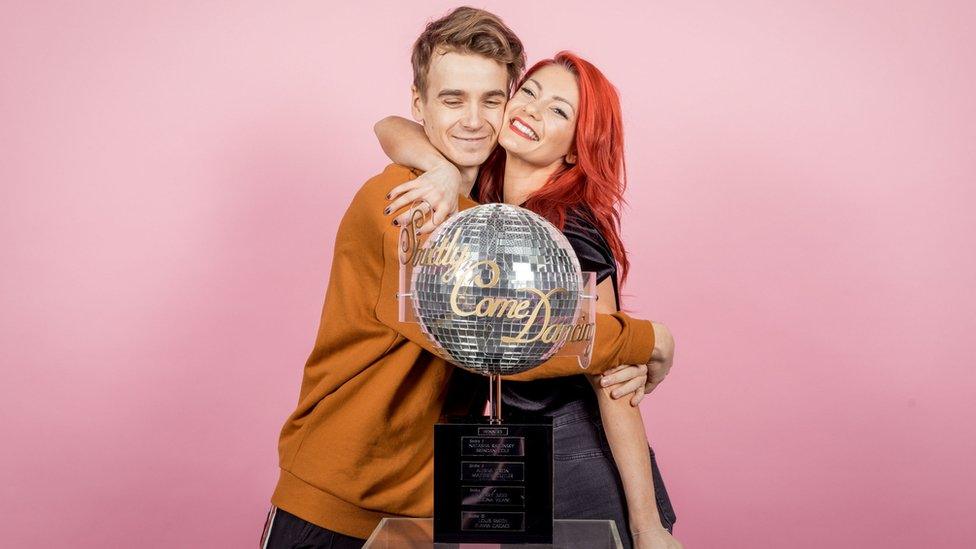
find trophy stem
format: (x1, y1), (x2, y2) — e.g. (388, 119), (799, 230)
(488, 374), (502, 424)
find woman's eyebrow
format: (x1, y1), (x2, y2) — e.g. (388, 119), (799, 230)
(552, 96), (576, 114)
(527, 78), (575, 112)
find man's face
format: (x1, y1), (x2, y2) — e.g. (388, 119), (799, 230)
(412, 51), (508, 169)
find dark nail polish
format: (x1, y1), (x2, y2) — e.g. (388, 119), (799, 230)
(393, 219), (399, 226)
(384, 208), (390, 215)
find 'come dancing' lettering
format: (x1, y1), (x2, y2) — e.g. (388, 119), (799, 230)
(447, 259), (593, 346)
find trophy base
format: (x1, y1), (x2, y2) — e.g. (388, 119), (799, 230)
(433, 415), (554, 544)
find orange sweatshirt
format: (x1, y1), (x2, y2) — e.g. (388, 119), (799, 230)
(271, 164), (656, 539)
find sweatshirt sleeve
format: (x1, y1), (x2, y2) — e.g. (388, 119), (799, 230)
(502, 311), (656, 381)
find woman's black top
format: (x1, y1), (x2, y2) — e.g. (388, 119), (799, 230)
(502, 208), (620, 415)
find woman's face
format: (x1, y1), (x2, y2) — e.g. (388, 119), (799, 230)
(497, 64), (579, 167)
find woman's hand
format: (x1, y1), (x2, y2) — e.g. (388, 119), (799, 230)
(598, 363), (649, 406)
(386, 162), (462, 234)
(633, 526), (683, 549)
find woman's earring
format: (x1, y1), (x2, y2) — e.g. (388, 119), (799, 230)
(566, 152), (577, 165)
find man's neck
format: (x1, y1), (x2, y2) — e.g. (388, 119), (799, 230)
(502, 155), (563, 205)
(458, 165), (478, 199)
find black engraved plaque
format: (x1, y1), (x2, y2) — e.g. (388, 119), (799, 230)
(461, 486), (525, 507)
(460, 461), (525, 482)
(462, 436), (525, 457)
(461, 511), (526, 531)
(434, 416), (553, 544)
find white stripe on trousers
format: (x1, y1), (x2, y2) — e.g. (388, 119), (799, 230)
(260, 506), (278, 549)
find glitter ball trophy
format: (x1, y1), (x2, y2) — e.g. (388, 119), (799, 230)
(398, 203), (597, 544)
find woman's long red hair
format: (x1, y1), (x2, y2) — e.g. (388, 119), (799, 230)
(477, 51), (630, 284)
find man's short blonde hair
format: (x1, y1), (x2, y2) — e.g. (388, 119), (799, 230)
(411, 6), (526, 98)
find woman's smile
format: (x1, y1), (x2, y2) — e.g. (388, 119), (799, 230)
(509, 116), (540, 141)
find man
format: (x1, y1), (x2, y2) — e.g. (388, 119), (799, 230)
(262, 8), (667, 548)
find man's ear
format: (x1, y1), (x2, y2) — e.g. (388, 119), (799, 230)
(410, 85), (424, 124)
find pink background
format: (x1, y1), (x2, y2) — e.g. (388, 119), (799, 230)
(2, 1), (973, 547)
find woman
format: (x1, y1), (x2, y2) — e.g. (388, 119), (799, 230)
(376, 52), (679, 549)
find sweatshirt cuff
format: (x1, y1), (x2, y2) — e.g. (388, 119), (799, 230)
(621, 316), (656, 365)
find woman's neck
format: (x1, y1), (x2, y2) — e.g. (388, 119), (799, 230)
(502, 155), (564, 205)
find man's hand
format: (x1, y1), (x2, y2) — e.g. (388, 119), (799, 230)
(386, 162), (461, 233)
(599, 363), (649, 406)
(646, 322), (675, 394)
(598, 322), (675, 404)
